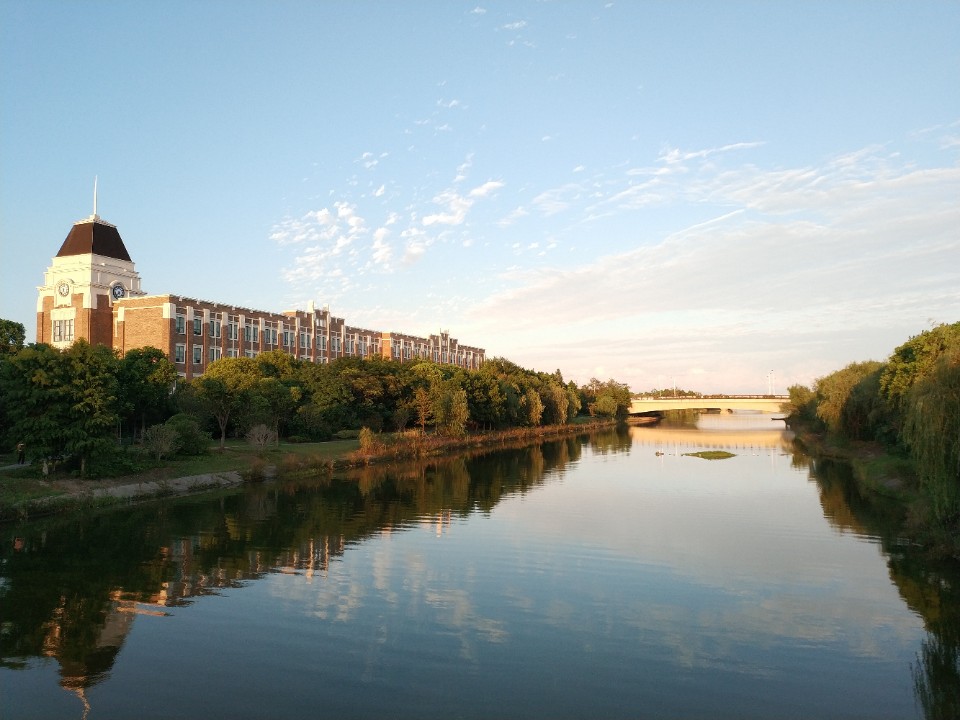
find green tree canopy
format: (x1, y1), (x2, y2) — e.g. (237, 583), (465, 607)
(0, 319), (26, 354)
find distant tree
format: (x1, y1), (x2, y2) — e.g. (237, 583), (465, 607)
(814, 361), (883, 435)
(434, 382), (469, 437)
(593, 394), (618, 417)
(522, 386), (544, 426)
(392, 406), (411, 432)
(413, 386), (434, 433)
(881, 322), (960, 412)
(785, 384), (817, 423)
(901, 348), (960, 524)
(565, 381), (582, 420)
(0, 319), (25, 354)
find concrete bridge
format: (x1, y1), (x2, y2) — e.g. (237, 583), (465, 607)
(629, 395), (789, 415)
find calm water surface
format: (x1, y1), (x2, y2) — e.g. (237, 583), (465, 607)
(3, 415), (959, 719)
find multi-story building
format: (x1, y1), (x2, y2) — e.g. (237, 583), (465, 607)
(37, 207), (485, 379)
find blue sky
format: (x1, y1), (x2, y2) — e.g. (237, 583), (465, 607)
(2, 1), (958, 393)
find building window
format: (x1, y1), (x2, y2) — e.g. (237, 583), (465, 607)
(227, 348), (238, 358)
(193, 346), (202, 365)
(52, 319), (74, 342)
(283, 330), (293, 347)
(265, 327), (277, 345)
(244, 324), (259, 343)
(227, 322), (238, 341)
(245, 350), (256, 359)
(209, 346), (221, 362)
(317, 335), (326, 351)
(209, 318), (221, 339)
(175, 315), (186, 335)
(193, 317), (202, 336)
(175, 344), (186, 364)
(300, 332), (310, 349)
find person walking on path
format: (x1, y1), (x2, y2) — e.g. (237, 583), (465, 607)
(16, 441), (25, 465)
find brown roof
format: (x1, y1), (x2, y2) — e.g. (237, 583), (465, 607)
(56, 218), (131, 261)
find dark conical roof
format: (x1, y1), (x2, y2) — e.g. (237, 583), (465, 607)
(56, 216), (131, 262)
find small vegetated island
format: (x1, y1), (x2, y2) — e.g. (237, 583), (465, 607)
(683, 450), (736, 460)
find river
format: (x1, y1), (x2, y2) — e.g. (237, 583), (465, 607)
(2, 414), (958, 719)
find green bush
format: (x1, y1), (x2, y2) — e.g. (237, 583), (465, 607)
(165, 414), (210, 456)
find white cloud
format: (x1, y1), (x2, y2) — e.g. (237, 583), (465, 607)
(497, 206), (528, 227)
(532, 183), (582, 216)
(460, 147), (960, 392)
(502, 20), (527, 31)
(423, 190), (472, 226)
(469, 180), (504, 198)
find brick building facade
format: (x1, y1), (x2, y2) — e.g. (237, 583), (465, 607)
(37, 210), (485, 378)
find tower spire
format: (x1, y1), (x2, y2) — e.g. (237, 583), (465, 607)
(93, 176), (98, 219)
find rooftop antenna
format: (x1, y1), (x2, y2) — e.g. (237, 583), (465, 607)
(93, 176), (99, 218)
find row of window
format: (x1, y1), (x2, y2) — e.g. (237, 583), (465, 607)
(52, 319), (74, 342)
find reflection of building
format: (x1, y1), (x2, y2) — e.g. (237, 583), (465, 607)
(37, 205), (485, 379)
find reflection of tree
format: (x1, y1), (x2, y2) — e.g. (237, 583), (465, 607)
(0, 433), (599, 695)
(805, 455), (960, 718)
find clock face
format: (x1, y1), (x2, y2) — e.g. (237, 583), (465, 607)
(57, 282), (70, 297)
(111, 284), (125, 300)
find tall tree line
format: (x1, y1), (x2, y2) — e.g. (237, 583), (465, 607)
(0, 319), (633, 474)
(786, 321), (960, 528)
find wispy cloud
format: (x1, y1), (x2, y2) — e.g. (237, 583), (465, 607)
(461, 146), (960, 390)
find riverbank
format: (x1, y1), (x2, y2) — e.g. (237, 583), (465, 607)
(0, 418), (616, 522)
(788, 419), (960, 559)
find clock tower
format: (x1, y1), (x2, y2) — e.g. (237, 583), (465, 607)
(37, 193), (145, 349)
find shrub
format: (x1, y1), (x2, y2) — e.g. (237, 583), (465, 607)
(358, 427), (387, 456)
(246, 423), (277, 456)
(165, 414), (210, 455)
(142, 423), (181, 461)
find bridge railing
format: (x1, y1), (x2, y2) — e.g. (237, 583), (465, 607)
(631, 395), (789, 401)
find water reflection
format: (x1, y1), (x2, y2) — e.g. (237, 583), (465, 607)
(0, 437), (591, 697)
(1, 422), (958, 718)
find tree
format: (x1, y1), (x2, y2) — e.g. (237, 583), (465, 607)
(165, 414), (210, 455)
(142, 423), (180, 461)
(785, 384), (817, 423)
(0, 343), (73, 463)
(565, 381), (582, 420)
(434, 382), (469, 437)
(60, 340), (122, 475)
(413, 386), (434, 433)
(901, 348), (960, 524)
(814, 361), (883, 435)
(193, 357), (259, 450)
(0, 319), (25, 354)
(251, 377), (300, 445)
(881, 322), (960, 412)
(522, 386), (544, 426)
(117, 347), (177, 439)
